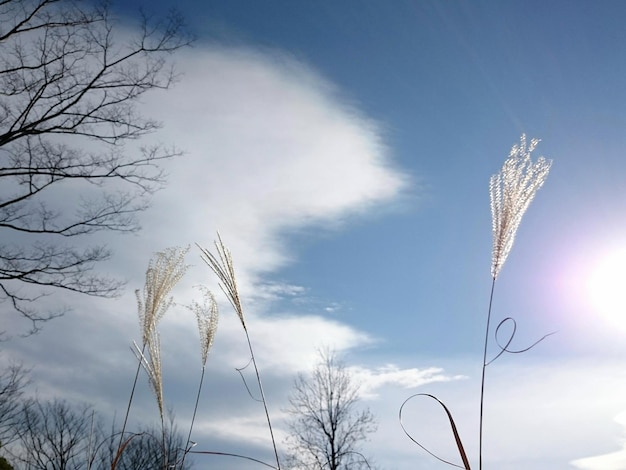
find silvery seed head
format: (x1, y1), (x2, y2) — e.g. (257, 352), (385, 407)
(136, 246), (189, 344)
(188, 287), (219, 366)
(133, 330), (164, 420)
(490, 135), (552, 279)
(198, 234), (246, 329)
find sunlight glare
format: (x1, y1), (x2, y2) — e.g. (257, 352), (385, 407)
(587, 248), (626, 332)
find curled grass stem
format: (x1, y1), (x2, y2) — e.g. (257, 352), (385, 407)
(399, 393), (471, 469)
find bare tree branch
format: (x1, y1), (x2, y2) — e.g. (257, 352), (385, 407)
(0, 0), (191, 333)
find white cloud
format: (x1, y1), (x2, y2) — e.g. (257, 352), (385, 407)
(349, 364), (467, 399)
(0, 40), (412, 464)
(126, 44), (410, 281)
(571, 411), (626, 470)
(337, 356), (626, 470)
(450, 358), (626, 470)
(2, 39), (408, 330)
(194, 413), (288, 448)
(245, 314), (375, 373)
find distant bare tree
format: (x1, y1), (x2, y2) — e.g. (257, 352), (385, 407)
(0, 0), (191, 334)
(101, 419), (191, 470)
(0, 363), (28, 447)
(3, 397), (191, 470)
(6, 399), (100, 470)
(285, 351), (377, 470)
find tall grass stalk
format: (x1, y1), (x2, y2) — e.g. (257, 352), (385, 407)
(134, 330), (167, 468)
(198, 235), (282, 470)
(117, 247), (189, 466)
(479, 135), (551, 469)
(180, 288), (219, 470)
(478, 279), (496, 470)
(399, 135), (551, 469)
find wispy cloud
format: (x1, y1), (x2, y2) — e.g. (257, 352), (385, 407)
(131, 44), (410, 279)
(349, 364), (467, 399)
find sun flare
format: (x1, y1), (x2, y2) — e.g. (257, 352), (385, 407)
(587, 248), (626, 332)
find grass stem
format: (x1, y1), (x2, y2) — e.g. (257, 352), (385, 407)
(479, 277), (497, 470)
(116, 343), (145, 462)
(181, 366), (206, 470)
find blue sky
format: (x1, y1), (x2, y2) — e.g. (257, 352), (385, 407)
(3, 1), (626, 469)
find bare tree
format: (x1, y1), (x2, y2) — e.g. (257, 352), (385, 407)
(98, 417), (192, 470)
(0, 361), (192, 470)
(0, 363), (29, 448)
(6, 399), (100, 470)
(0, 364), (27, 470)
(284, 351), (377, 470)
(3, 397), (191, 470)
(0, 0), (191, 334)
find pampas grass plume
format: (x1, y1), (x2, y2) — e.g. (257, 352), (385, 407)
(189, 287), (219, 366)
(490, 135), (551, 279)
(136, 246), (190, 344)
(197, 234), (246, 329)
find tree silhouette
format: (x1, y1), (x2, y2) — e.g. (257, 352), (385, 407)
(285, 351), (377, 470)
